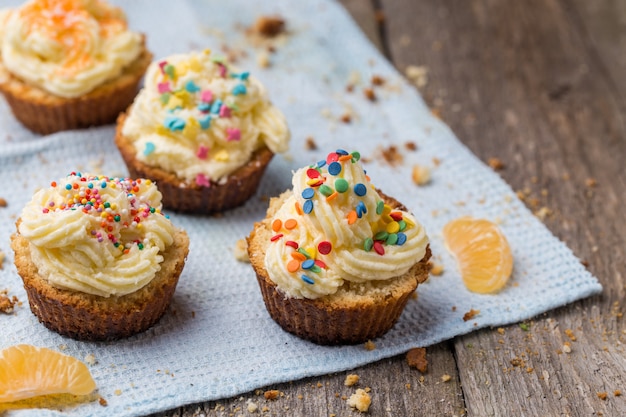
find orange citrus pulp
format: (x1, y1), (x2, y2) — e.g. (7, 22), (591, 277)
(0, 344), (96, 403)
(442, 217), (513, 294)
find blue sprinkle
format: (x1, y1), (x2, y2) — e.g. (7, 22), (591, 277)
(199, 115), (212, 130)
(87, 183), (93, 189)
(232, 83), (247, 95)
(302, 188), (315, 199)
(143, 142), (155, 156)
(65, 184), (72, 190)
(101, 181), (107, 188)
(354, 183), (367, 196)
(164, 116), (185, 131)
(301, 259), (315, 269)
(197, 102), (211, 112)
(303, 199), (314, 214)
(185, 80), (201, 93)
(396, 232), (407, 245)
(316, 160), (326, 168)
(211, 99), (223, 114)
(336, 149), (349, 155)
(356, 205), (364, 219)
(357, 201), (367, 215)
(301, 275), (315, 285)
(231, 71), (250, 80)
(328, 161), (342, 176)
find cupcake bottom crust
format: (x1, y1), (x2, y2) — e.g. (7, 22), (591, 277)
(115, 112), (274, 214)
(0, 39), (152, 135)
(247, 191), (431, 345)
(10, 228), (189, 342)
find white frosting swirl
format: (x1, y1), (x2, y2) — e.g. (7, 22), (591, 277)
(0, 0), (143, 98)
(18, 173), (178, 297)
(121, 50), (290, 185)
(264, 151), (429, 299)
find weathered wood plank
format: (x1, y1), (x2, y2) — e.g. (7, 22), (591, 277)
(380, 0), (626, 416)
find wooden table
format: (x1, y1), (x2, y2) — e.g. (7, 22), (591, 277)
(153, 1), (626, 415)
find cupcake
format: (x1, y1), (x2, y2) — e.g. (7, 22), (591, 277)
(247, 150), (431, 345)
(115, 49), (289, 214)
(0, 0), (152, 135)
(10, 173), (189, 341)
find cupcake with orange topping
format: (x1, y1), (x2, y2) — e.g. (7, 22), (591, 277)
(247, 149), (431, 345)
(115, 49), (290, 213)
(11, 172), (189, 341)
(0, 0), (152, 134)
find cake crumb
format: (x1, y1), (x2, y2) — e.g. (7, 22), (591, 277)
(256, 50), (271, 68)
(406, 347), (427, 373)
(564, 329), (577, 341)
(0, 251), (5, 269)
(347, 388), (371, 412)
(0, 290), (16, 314)
(614, 390), (622, 397)
(497, 328), (505, 335)
(344, 374), (360, 386)
(98, 397), (108, 407)
(252, 16), (286, 38)
(114, 389), (122, 396)
(463, 309), (480, 321)
(247, 400), (259, 413)
(429, 262), (444, 276)
(264, 390), (280, 400)
(441, 374), (452, 382)
(411, 164), (431, 186)
(363, 88), (377, 102)
(488, 157), (505, 171)
(585, 178), (597, 188)
(597, 392), (608, 401)
(0, 197), (6, 207)
(234, 238), (250, 262)
(305, 136), (318, 150)
(371, 75), (385, 86)
(364, 340), (376, 351)
(404, 141), (417, 151)
(379, 145), (403, 166)
(340, 113), (352, 124)
(84, 353), (97, 365)
(562, 342), (572, 354)
(405, 65), (428, 88)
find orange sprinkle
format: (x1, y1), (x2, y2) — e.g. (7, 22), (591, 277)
(347, 210), (357, 225)
(295, 202), (303, 215)
(291, 252), (307, 261)
(326, 191), (338, 202)
(338, 154), (352, 161)
(272, 219), (282, 232)
(365, 175), (371, 182)
(287, 260), (300, 273)
(285, 219), (298, 230)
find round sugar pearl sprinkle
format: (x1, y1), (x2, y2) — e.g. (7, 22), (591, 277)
(328, 162), (342, 176)
(318, 241), (332, 255)
(396, 232), (407, 245)
(335, 179), (349, 193)
(303, 199), (314, 214)
(354, 183), (367, 196)
(302, 188), (315, 199)
(301, 259), (315, 269)
(301, 275), (315, 285)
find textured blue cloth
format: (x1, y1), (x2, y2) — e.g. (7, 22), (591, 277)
(0, 0), (601, 416)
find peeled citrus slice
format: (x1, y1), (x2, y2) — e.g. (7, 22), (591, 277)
(0, 344), (97, 403)
(442, 217), (513, 294)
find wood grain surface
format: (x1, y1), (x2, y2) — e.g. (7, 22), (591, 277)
(152, 1), (626, 416)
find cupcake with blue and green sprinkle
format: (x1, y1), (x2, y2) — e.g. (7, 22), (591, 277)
(247, 149), (431, 345)
(115, 49), (289, 213)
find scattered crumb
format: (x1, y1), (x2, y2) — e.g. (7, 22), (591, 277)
(534, 206), (553, 221)
(99, 397), (108, 407)
(256, 50), (271, 68)
(497, 328), (505, 335)
(404, 141), (417, 151)
(371, 75), (385, 86)
(305, 136), (318, 150)
(406, 347), (428, 373)
(363, 88), (376, 102)
(429, 262), (444, 276)
(344, 374), (360, 386)
(0, 290), (16, 314)
(233, 238), (250, 262)
(264, 390), (280, 400)
(247, 400), (259, 413)
(615, 390), (622, 397)
(585, 178), (597, 188)
(340, 113), (352, 124)
(488, 157), (505, 171)
(564, 329), (577, 341)
(347, 388), (371, 412)
(0, 197), (6, 207)
(378, 145), (403, 166)
(0, 251), (4, 269)
(58, 344), (67, 351)
(463, 309), (480, 322)
(114, 389), (122, 396)
(84, 353), (97, 365)
(597, 392), (608, 401)
(562, 342), (572, 354)
(411, 164), (431, 186)
(441, 374), (452, 382)
(251, 16), (286, 38)
(364, 340), (376, 351)
(405, 65), (428, 88)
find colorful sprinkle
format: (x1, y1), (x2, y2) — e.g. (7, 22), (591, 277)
(232, 83), (247, 95)
(319, 184), (333, 197)
(326, 191), (338, 202)
(285, 240), (299, 249)
(158, 82), (171, 93)
(390, 212), (404, 221)
(292, 252), (306, 261)
(336, 149), (349, 155)
(185, 80), (201, 93)
(351, 151), (361, 161)
(303, 199), (314, 214)
(354, 183), (367, 196)
(226, 127), (241, 141)
(318, 241), (332, 255)
(364, 237), (374, 252)
(386, 221), (400, 234)
(301, 275), (315, 285)
(302, 188), (315, 199)
(211, 99), (223, 114)
(301, 259), (315, 269)
(307, 168), (321, 179)
(196, 145), (209, 159)
(374, 231), (389, 241)
(386, 233), (398, 245)
(270, 233), (283, 242)
(334, 178), (349, 193)
(143, 142), (155, 156)
(396, 232), (407, 245)
(314, 259), (327, 269)
(219, 105), (232, 118)
(164, 116), (186, 131)
(347, 210), (357, 225)
(373, 241), (385, 255)
(287, 260), (300, 273)
(376, 201), (384, 215)
(272, 219), (282, 232)
(328, 162), (342, 176)
(200, 90), (213, 102)
(195, 173), (210, 187)
(284, 219), (298, 230)
(199, 115), (212, 130)
(297, 247), (312, 259)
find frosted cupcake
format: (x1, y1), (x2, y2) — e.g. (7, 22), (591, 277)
(247, 150), (431, 345)
(115, 49), (290, 213)
(0, 0), (152, 134)
(11, 173), (189, 341)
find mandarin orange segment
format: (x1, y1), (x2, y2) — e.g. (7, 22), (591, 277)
(0, 344), (97, 403)
(442, 217), (513, 294)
